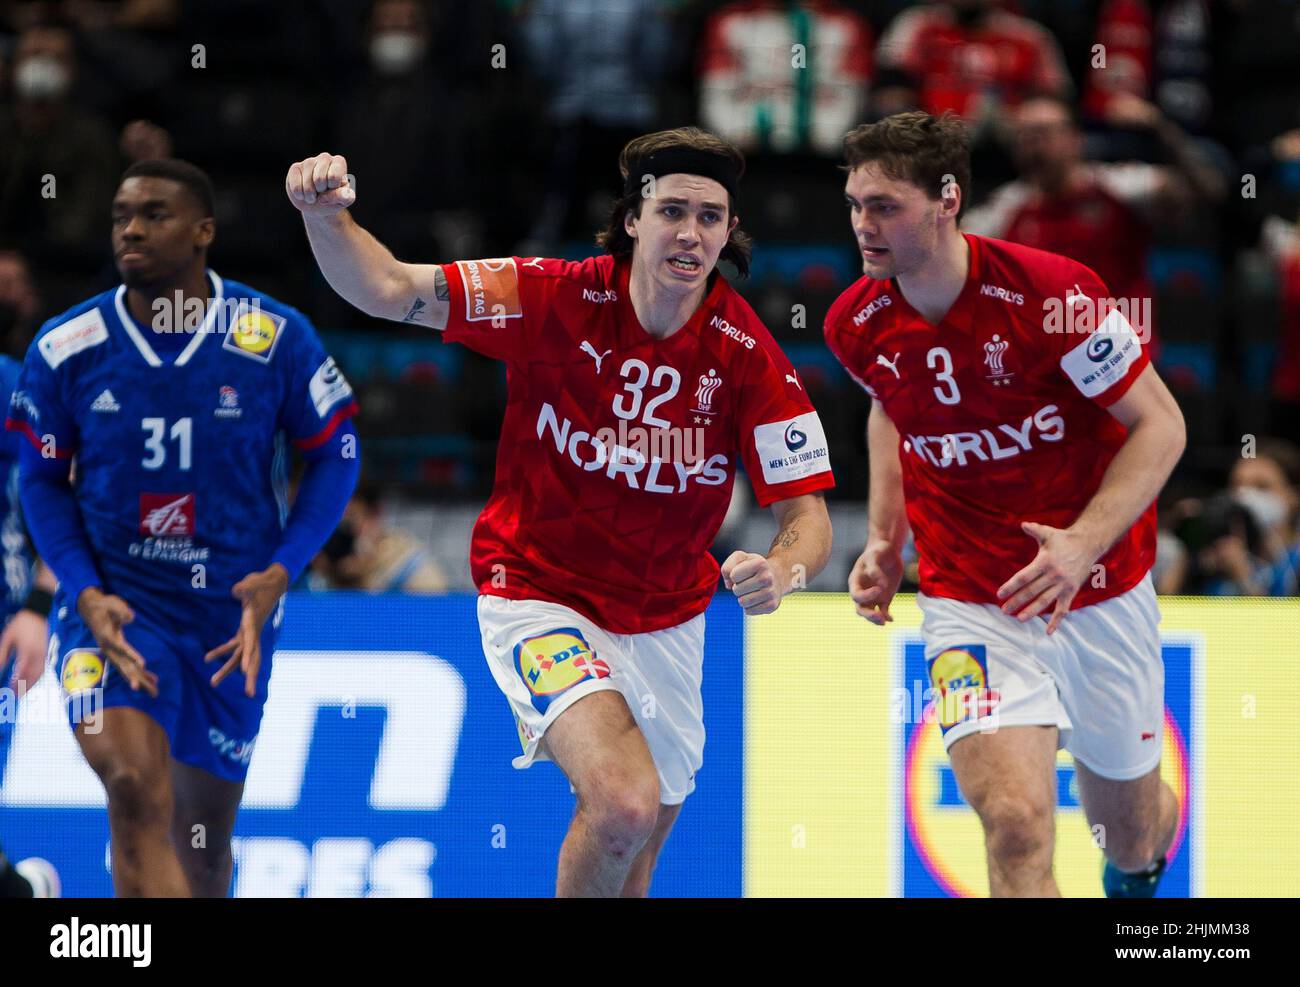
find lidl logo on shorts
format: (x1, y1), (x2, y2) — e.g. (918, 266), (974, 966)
(926, 645), (999, 733)
(514, 628), (608, 713)
(223, 306), (286, 363)
(60, 650), (105, 695)
(901, 637), (1197, 897)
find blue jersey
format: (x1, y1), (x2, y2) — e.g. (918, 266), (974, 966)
(6, 271), (357, 623)
(0, 355), (33, 622)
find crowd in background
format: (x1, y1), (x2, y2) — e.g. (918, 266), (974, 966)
(1, 0), (1298, 595)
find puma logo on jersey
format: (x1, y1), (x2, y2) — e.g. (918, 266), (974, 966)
(90, 389), (121, 413)
(1065, 283), (1088, 309)
(785, 372), (802, 390)
(522, 257), (544, 271)
(876, 353), (902, 379)
(579, 340), (611, 373)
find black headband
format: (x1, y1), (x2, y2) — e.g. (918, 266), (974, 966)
(623, 147), (741, 205)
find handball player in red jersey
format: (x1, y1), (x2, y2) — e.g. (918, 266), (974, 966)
(286, 128), (834, 897)
(824, 113), (1186, 898)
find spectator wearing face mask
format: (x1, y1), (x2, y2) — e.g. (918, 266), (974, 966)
(0, 21), (120, 282)
(330, 0), (468, 276)
(1228, 440), (1300, 595)
(310, 483), (447, 594)
(1169, 493), (1272, 596)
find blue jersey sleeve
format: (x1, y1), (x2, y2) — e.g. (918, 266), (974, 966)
(17, 442), (101, 604)
(269, 419), (361, 582)
(279, 314), (358, 450)
(0, 356), (22, 466)
(4, 335), (79, 461)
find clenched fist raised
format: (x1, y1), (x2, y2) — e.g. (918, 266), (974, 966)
(286, 153), (355, 214)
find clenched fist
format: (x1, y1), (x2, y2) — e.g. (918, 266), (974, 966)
(722, 551), (786, 616)
(286, 153), (355, 214)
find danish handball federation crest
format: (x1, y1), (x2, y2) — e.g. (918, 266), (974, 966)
(983, 334), (1014, 386)
(692, 369), (723, 416)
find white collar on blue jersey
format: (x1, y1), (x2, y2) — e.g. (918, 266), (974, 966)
(113, 270), (225, 368)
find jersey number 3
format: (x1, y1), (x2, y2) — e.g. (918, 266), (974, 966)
(142, 417), (193, 470)
(927, 347), (961, 405)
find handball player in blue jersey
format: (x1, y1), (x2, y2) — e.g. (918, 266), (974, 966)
(5, 159), (361, 897)
(0, 352), (63, 897)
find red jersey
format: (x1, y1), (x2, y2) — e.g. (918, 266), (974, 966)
(824, 234), (1155, 609)
(964, 165), (1159, 344)
(876, 5), (1071, 119)
(441, 254), (835, 633)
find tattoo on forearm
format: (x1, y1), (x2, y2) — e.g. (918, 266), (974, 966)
(402, 297), (427, 322)
(434, 266), (450, 302)
(772, 527), (801, 551)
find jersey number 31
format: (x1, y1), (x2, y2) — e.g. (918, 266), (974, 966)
(142, 417), (193, 470)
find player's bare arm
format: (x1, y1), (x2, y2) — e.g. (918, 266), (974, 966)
(998, 363), (1186, 631)
(0, 560), (56, 697)
(285, 152), (451, 329)
(850, 400), (908, 624)
(205, 563), (291, 699)
(722, 492), (831, 616)
(76, 587), (159, 697)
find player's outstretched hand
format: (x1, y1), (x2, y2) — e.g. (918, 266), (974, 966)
(285, 153), (355, 214)
(0, 610), (49, 699)
(206, 564), (290, 699)
(722, 550), (787, 616)
(849, 542), (903, 625)
(997, 521), (1098, 634)
(76, 588), (159, 697)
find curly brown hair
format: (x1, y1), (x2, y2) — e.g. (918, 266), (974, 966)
(595, 127), (753, 278)
(841, 112), (972, 220)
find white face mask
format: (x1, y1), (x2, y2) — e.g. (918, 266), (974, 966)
(370, 32), (424, 75)
(15, 55), (72, 100)
(1233, 486), (1289, 531)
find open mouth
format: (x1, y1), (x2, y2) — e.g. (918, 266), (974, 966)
(861, 245), (889, 259)
(667, 255), (702, 273)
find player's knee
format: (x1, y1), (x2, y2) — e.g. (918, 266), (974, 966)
(979, 795), (1052, 864)
(102, 764), (169, 830)
(583, 776), (660, 857)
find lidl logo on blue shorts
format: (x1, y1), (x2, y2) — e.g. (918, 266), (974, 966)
(513, 628), (609, 714)
(60, 650), (105, 695)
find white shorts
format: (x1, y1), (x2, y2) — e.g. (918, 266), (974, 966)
(917, 573), (1165, 780)
(476, 595), (706, 805)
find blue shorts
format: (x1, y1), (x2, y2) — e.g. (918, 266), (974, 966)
(51, 594), (279, 782)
